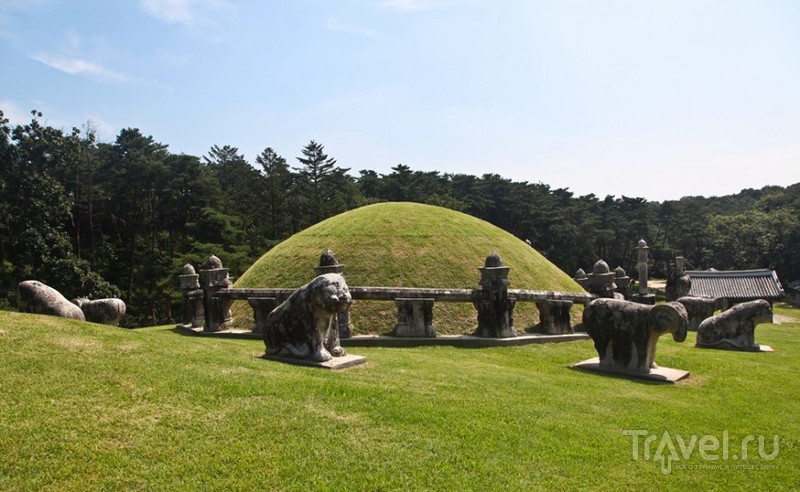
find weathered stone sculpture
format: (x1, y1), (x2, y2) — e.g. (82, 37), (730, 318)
(696, 299), (773, 351)
(74, 298), (126, 326)
(263, 273), (352, 362)
(474, 253), (516, 338)
(676, 296), (728, 331)
(582, 298), (688, 374)
(17, 280), (85, 321)
(665, 257), (692, 301)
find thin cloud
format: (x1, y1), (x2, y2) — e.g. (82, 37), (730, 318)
(139, 0), (237, 42)
(326, 19), (380, 38)
(139, 0), (194, 25)
(31, 52), (129, 83)
(382, 0), (424, 11)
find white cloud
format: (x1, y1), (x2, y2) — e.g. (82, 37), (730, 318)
(31, 52), (129, 83)
(381, 0), (424, 11)
(140, 0), (194, 25)
(326, 19), (380, 38)
(139, 0), (236, 41)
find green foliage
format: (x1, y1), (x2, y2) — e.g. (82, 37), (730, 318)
(1, 309), (798, 489)
(1, 109), (798, 328)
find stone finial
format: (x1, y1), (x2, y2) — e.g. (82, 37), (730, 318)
(637, 239), (649, 250)
(575, 268), (587, 280)
(319, 249), (339, 267)
(614, 266), (627, 278)
(484, 252), (504, 268)
(205, 255), (223, 270)
(181, 263), (197, 275)
(592, 259), (610, 275)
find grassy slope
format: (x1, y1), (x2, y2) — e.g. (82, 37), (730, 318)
(232, 202), (584, 334)
(1, 307), (798, 490)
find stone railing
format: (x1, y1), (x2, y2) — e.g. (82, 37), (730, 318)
(180, 251), (596, 339)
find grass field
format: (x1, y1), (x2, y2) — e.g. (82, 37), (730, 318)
(1, 305), (798, 490)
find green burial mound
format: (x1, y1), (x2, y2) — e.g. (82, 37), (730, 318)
(232, 202), (585, 335)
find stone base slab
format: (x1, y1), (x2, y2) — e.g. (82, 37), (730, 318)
(695, 344), (774, 353)
(573, 357), (690, 383)
(262, 353), (367, 370)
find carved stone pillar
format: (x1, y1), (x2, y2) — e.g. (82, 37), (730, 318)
(630, 239), (655, 305)
(474, 253), (516, 338)
(533, 300), (574, 335)
(179, 263), (203, 328)
(249, 297), (278, 334)
(392, 298), (436, 337)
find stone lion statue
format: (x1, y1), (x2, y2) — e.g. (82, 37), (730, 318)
(696, 299), (772, 351)
(263, 273), (352, 362)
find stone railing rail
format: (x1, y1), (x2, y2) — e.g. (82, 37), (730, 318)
(179, 251), (596, 339)
(217, 286), (595, 304)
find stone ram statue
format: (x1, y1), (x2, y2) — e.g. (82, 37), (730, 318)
(583, 298), (688, 373)
(74, 298), (127, 326)
(696, 299), (772, 351)
(676, 296), (728, 331)
(263, 273), (352, 362)
(17, 280), (86, 321)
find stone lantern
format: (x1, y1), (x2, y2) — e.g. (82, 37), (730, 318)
(473, 253), (516, 338)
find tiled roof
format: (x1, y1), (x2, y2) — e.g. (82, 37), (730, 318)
(686, 269), (784, 300)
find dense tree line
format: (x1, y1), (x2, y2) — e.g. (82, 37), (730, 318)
(2, 110), (798, 326)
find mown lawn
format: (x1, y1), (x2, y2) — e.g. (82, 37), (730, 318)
(0, 306), (798, 490)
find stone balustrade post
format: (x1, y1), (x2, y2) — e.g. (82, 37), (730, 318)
(199, 255), (233, 332)
(474, 253), (516, 338)
(179, 263), (204, 328)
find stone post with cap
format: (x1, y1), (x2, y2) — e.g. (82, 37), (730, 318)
(179, 263), (204, 328)
(473, 252), (516, 338)
(630, 239), (656, 305)
(199, 255), (234, 331)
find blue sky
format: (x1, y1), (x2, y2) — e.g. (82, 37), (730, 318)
(2, 0), (798, 202)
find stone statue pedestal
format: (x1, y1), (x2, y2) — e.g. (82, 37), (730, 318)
(573, 357), (690, 383)
(263, 353), (367, 370)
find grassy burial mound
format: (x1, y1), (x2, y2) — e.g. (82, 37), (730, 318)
(232, 202), (585, 335)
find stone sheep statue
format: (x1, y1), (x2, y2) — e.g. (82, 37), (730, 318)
(676, 296), (728, 331)
(263, 273), (352, 362)
(74, 298), (126, 326)
(17, 280), (85, 321)
(696, 299), (773, 351)
(582, 298), (688, 373)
